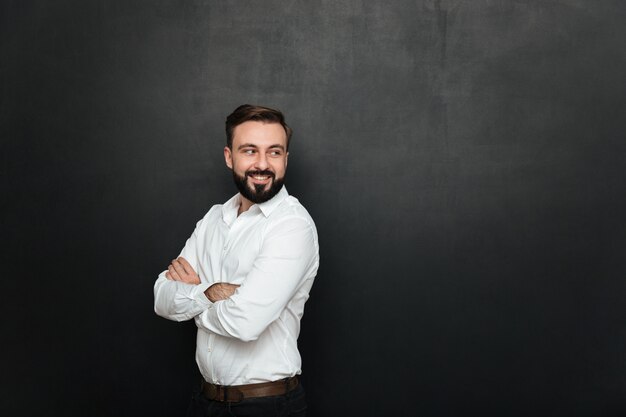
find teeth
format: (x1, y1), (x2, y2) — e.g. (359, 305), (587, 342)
(253, 176), (269, 180)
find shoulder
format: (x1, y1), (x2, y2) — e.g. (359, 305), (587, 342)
(268, 196), (318, 239)
(193, 204), (224, 229)
(203, 204), (223, 220)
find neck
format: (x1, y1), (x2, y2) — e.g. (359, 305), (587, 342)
(238, 196), (254, 216)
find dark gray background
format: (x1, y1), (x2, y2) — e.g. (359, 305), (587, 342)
(2, 1), (625, 416)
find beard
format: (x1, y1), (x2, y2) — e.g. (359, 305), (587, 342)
(232, 169), (285, 204)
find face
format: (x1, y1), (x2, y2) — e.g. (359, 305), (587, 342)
(224, 121), (289, 206)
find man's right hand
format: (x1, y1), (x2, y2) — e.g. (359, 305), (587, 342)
(205, 283), (240, 303)
(166, 257), (200, 285)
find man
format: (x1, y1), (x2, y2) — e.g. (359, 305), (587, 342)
(154, 104), (319, 417)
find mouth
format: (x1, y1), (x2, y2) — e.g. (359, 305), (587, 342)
(247, 171), (274, 185)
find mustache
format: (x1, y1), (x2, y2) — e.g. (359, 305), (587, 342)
(246, 170), (275, 178)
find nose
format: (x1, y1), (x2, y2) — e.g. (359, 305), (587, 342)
(254, 152), (268, 170)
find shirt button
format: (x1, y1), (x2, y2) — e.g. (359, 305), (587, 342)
(207, 347), (212, 352)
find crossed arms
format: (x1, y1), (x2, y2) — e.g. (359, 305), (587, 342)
(153, 215), (318, 342)
(165, 257), (239, 302)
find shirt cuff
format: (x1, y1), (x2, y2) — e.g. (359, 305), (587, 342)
(194, 282), (213, 308)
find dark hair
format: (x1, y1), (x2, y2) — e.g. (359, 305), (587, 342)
(225, 104), (293, 150)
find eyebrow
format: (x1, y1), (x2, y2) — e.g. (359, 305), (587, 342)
(237, 143), (285, 151)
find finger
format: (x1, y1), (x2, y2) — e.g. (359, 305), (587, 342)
(174, 258), (190, 275)
(171, 260), (187, 276)
(165, 271), (172, 280)
(168, 265), (182, 281)
(177, 257), (195, 275)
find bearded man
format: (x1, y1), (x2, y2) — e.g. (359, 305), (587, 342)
(154, 104), (319, 417)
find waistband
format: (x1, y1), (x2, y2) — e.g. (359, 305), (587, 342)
(202, 376), (299, 402)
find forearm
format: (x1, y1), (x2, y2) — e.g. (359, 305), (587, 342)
(194, 295), (270, 341)
(192, 283), (247, 339)
(194, 301), (240, 338)
(194, 263), (316, 341)
(153, 272), (212, 321)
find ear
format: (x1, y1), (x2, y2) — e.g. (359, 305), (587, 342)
(285, 152), (289, 169)
(224, 146), (233, 169)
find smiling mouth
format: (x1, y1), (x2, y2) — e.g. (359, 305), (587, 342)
(247, 170), (274, 184)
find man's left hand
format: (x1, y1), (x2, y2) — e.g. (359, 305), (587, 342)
(165, 257), (200, 285)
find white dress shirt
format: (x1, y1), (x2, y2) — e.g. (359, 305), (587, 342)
(154, 187), (319, 385)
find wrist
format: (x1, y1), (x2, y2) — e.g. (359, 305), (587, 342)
(204, 284), (217, 303)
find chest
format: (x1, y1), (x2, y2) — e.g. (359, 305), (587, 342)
(201, 214), (268, 284)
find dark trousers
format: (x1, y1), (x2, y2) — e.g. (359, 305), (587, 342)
(186, 382), (307, 417)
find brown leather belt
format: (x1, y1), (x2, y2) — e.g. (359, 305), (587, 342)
(202, 376), (299, 402)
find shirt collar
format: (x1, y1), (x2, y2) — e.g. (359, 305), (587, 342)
(257, 186), (289, 217)
(221, 186), (289, 224)
(221, 193), (241, 226)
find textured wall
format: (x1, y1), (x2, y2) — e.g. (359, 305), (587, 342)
(2, 1), (625, 416)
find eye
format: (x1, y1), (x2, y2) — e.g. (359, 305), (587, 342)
(243, 149), (256, 155)
(269, 150), (283, 157)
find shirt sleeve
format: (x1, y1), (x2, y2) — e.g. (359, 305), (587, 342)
(193, 215), (318, 342)
(153, 216), (214, 322)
